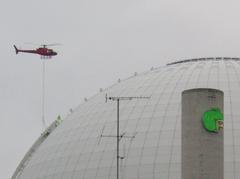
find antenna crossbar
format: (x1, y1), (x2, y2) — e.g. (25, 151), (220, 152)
(101, 133), (136, 140)
(105, 94), (150, 102)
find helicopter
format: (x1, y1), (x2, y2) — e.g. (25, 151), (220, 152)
(13, 44), (58, 58)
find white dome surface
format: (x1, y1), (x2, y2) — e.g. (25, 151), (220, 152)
(13, 58), (240, 179)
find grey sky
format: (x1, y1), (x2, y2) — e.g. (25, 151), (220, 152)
(1, 0), (240, 178)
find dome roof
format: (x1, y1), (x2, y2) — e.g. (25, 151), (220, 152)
(13, 57), (240, 179)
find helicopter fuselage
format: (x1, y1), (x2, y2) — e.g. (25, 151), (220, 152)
(14, 45), (57, 57)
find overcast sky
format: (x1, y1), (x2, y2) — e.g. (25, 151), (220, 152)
(1, 0), (240, 178)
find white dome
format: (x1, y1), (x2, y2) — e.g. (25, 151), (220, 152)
(13, 58), (240, 179)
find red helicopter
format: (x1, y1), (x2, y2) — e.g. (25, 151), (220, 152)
(13, 44), (58, 58)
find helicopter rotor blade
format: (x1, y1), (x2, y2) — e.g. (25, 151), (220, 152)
(40, 43), (62, 47)
(24, 42), (40, 46)
(24, 42), (62, 47)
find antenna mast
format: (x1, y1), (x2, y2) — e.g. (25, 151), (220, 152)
(104, 94), (150, 179)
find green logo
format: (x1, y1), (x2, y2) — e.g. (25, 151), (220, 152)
(202, 108), (224, 132)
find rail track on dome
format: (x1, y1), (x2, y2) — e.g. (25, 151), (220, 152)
(167, 57), (240, 66)
(11, 118), (62, 179)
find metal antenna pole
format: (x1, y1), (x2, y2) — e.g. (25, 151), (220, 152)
(117, 99), (119, 179)
(105, 94), (150, 179)
(42, 60), (46, 130)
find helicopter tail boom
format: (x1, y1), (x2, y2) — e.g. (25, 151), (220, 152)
(13, 45), (19, 54)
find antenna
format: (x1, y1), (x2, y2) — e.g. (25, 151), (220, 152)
(100, 94), (150, 179)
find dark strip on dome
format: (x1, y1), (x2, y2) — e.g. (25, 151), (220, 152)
(167, 57), (240, 66)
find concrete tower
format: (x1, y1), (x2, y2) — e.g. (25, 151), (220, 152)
(182, 88), (224, 179)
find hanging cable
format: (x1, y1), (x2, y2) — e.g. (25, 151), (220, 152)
(42, 60), (46, 130)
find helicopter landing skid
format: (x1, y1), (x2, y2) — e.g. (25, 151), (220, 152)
(41, 56), (51, 59)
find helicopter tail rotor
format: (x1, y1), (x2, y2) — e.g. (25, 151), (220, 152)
(13, 45), (19, 54)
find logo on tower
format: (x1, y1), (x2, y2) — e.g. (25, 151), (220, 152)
(202, 108), (224, 132)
